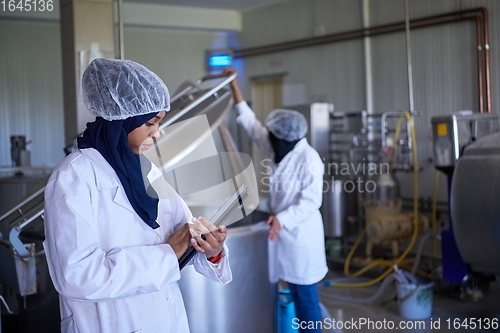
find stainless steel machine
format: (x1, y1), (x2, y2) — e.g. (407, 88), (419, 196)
(451, 131), (500, 278)
(431, 112), (499, 173)
(179, 213), (275, 333)
(431, 112), (499, 287)
(10, 136), (31, 167)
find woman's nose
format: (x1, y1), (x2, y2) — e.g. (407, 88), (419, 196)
(152, 130), (161, 139)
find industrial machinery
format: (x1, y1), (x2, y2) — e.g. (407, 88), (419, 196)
(360, 111), (427, 262)
(0, 72), (275, 333)
(10, 136), (31, 167)
(318, 109), (426, 293)
(363, 173), (429, 260)
(431, 112), (499, 293)
(451, 131), (500, 279)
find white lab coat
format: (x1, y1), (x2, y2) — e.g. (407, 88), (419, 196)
(235, 101), (328, 285)
(43, 148), (232, 333)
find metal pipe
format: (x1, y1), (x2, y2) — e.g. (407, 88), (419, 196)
(381, 111), (406, 147)
(362, 0), (374, 143)
(117, 0), (125, 60)
(481, 8), (491, 113)
(404, 0), (415, 114)
(234, 8), (491, 114)
(234, 8), (488, 58)
(475, 16), (484, 113)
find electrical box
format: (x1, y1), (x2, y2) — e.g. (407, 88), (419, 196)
(431, 112), (498, 172)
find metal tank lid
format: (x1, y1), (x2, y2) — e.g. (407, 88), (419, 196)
(462, 131), (500, 156)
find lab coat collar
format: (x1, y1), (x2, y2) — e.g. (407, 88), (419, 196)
(80, 148), (121, 190)
(80, 148), (140, 216)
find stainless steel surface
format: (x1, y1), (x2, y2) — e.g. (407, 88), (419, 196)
(117, 0), (125, 60)
(323, 178), (345, 237)
(0, 172), (48, 237)
(161, 72), (237, 130)
(178, 222), (276, 333)
(0, 174), (46, 296)
(451, 132), (500, 275)
(331, 111), (364, 133)
(404, 0), (415, 114)
(381, 111), (412, 154)
(285, 103), (333, 162)
(10, 136), (27, 167)
(431, 113), (499, 170)
(365, 173), (400, 202)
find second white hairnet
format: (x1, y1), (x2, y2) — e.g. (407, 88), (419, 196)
(82, 58), (170, 121)
(265, 109), (308, 141)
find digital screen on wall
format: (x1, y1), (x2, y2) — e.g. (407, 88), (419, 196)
(206, 49), (233, 70)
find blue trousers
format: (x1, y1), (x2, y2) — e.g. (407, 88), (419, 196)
(288, 282), (322, 333)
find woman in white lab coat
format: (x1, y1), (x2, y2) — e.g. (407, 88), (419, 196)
(225, 69), (328, 332)
(43, 58), (232, 333)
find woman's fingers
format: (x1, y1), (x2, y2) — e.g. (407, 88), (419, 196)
(190, 236), (205, 253)
(190, 217), (213, 235)
(197, 216), (218, 232)
(189, 223), (227, 258)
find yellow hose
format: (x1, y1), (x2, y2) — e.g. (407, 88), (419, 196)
(329, 111), (418, 288)
(388, 116), (404, 165)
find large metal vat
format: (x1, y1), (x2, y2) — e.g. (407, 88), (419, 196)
(451, 132), (500, 277)
(178, 219), (276, 333)
(0, 170), (59, 333)
(322, 177), (345, 238)
(0, 168), (50, 218)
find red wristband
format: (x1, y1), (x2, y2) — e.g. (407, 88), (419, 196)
(208, 251), (223, 264)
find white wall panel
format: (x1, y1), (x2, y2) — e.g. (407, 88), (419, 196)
(0, 21), (64, 167)
(124, 28), (229, 91)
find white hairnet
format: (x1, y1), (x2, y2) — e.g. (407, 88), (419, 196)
(265, 109), (308, 141)
(82, 58), (170, 121)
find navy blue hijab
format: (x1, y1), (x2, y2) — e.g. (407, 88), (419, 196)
(78, 113), (160, 229)
(269, 131), (300, 164)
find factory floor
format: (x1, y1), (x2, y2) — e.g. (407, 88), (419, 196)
(318, 266), (500, 333)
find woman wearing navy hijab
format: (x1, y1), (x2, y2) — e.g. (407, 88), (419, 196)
(43, 58), (232, 333)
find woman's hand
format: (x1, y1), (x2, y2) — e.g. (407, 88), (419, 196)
(189, 216), (227, 259)
(166, 224), (192, 259)
(222, 68), (244, 103)
(223, 68), (238, 87)
(266, 215), (281, 241)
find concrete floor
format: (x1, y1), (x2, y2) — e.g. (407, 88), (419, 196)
(318, 269), (500, 333)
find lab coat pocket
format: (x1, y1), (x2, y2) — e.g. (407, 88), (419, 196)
(60, 315), (77, 333)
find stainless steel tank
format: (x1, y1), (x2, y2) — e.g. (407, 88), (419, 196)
(321, 176), (358, 238)
(451, 132), (500, 276)
(178, 220), (276, 333)
(0, 168), (50, 236)
(322, 177), (345, 237)
(365, 172), (400, 202)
